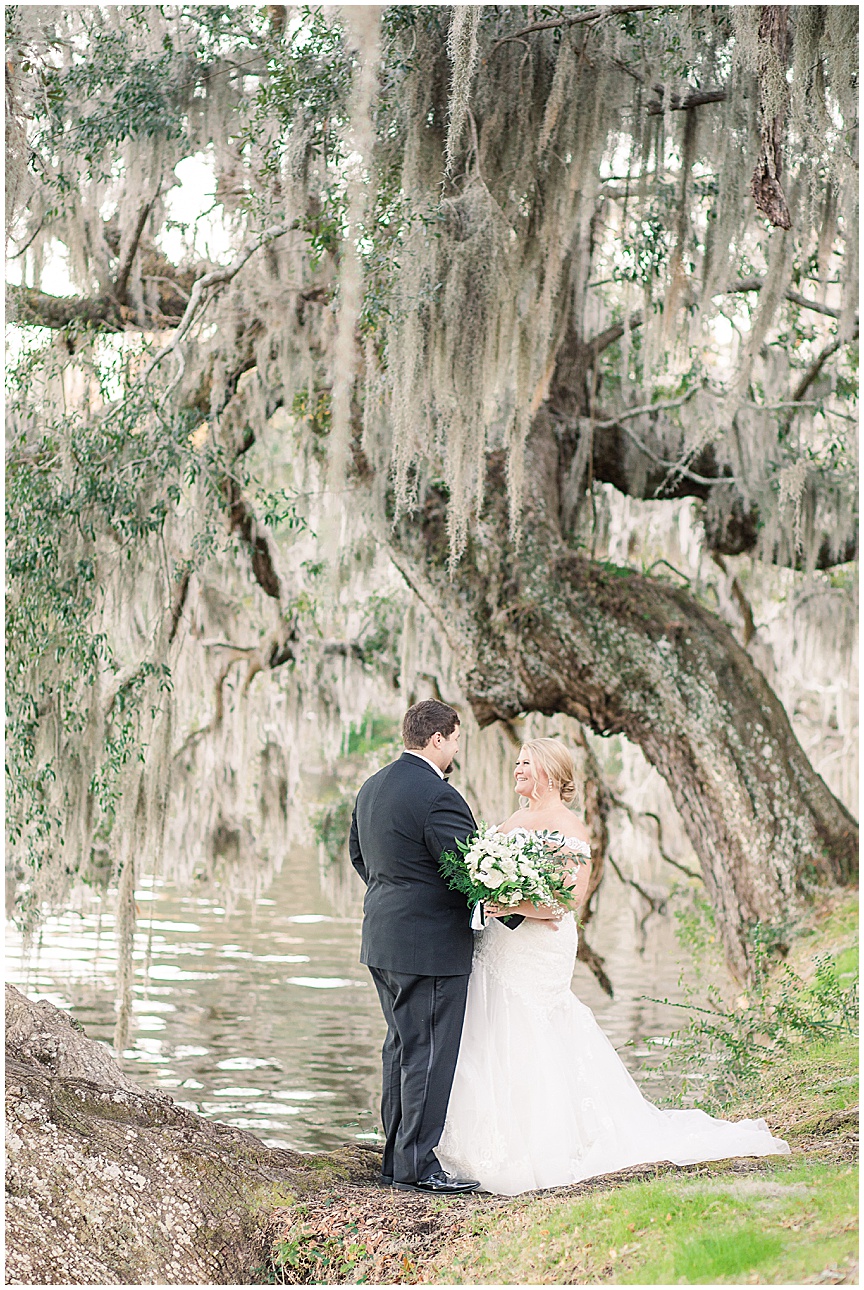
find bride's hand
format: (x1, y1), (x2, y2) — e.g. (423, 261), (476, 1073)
(486, 899), (560, 930)
(485, 900), (532, 918)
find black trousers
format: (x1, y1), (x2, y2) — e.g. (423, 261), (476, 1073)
(368, 967), (470, 1184)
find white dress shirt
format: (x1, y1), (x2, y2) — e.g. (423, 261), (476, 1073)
(405, 750), (445, 779)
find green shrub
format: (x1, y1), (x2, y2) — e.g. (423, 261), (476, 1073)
(647, 892), (859, 1108)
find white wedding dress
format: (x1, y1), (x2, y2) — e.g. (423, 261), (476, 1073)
(436, 829), (789, 1196)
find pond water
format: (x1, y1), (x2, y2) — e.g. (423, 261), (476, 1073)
(6, 847), (699, 1152)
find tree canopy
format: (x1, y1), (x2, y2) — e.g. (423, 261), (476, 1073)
(6, 5), (858, 969)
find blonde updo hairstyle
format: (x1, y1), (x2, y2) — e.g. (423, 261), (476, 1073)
(519, 738), (579, 805)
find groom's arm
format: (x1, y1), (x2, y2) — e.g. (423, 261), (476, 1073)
(348, 803), (367, 884)
(423, 787), (476, 862)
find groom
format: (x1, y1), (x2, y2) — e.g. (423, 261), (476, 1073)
(348, 699), (481, 1194)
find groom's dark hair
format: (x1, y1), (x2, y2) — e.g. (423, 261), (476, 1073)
(402, 699), (460, 749)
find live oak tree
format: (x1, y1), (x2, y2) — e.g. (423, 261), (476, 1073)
(6, 4), (858, 976)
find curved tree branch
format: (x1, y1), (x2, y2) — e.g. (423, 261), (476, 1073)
(493, 5), (655, 50)
(722, 275), (848, 321)
(554, 310), (856, 568)
(7, 273), (193, 332)
(646, 88), (726, 114)
(7, 216), (299, 340)
(624, 435), (736, 489)
(587, 312), (644, 358)
(578, 277), (850, 375)
(8, 285), (126, 331)
(144, 222), (295, 380)
(389, 456), (858, 979)
(611, 59), (727, 114)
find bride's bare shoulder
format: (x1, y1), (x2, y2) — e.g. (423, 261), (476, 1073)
(556, 813), (590, 842)
(496, 809), (529, 832)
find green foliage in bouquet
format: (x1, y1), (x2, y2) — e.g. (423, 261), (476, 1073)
(439, 824), (585, 911)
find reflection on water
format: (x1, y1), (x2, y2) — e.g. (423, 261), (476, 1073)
(5, 847), (697, 1151)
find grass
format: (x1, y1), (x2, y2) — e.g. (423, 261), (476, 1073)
(261, 891), (858, 1284)
(419, 1159), (857, 1284)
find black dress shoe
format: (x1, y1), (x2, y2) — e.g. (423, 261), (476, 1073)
(393, 1170), (480, 1194)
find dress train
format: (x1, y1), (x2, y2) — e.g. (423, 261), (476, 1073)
(436, 909), (789, 1196)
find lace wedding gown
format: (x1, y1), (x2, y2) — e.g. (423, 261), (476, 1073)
(436, 829), (789, 1196)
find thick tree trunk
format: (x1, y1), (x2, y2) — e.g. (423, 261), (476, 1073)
(4, 985), (380, 1285)
(388, 415), (857, 978)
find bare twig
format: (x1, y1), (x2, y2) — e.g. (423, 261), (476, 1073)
(416, 672), (445, 701)
(6, 216), (46, 259)
(722, 275), (846, 321)
(641, 822), (702, 882)
(576, 932), (614, 998)
(171, 658), (242, 761)
(592, 386), (700, 428)
(713, 553), (758, 646)
(744, 399), (820, 411)
(606, 851), (668, 913)
(143, 274), (192, 303)
(645, 558), (691, 584)
(608, 791), (702, 882)
(782, 289), (844, 319)
(730, 578), (757, 646)
(497, 719), (524, 749)
(611, 56), (646, 85)
(199, 639), (259, 652)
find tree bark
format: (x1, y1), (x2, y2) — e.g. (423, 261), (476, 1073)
(752, 5), (792, 229)
(4, 985), (381, 1285)
(387, 413), (857, 979)
(7, 280), (189, 332)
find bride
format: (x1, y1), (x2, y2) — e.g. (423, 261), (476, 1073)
(436, 738), (789, 1196)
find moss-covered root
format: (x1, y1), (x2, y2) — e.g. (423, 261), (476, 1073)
(4, 985), (380, 1285)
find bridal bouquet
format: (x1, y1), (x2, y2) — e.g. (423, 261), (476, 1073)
(440, 824), (581, 927)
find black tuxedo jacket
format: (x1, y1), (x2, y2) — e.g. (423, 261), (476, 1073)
(349, 752), (477, 975)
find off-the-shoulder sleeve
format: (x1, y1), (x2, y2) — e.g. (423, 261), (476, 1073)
(563, 836), (592, 858)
